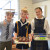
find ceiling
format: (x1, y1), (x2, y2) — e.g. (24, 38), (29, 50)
(32, 0), (48, 4)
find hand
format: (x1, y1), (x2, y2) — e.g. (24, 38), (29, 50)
(12, 37), (16, 41)
(33, 36), (34, 39)
(3, 20), (7, 25)
(29, 36), (32, 42)
(32, 33), (34, 39)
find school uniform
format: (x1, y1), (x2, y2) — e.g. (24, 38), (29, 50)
(0, 19), (14, 50)
(31, 17), (49, 50)
(15, 19), (31, 49)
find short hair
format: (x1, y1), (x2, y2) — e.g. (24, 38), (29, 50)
(35, 7), (42, 12)
(6, 11), (13, 17)
(21, 8), (28, 13)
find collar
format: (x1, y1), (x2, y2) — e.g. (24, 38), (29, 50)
(5, 19), (13, 24)
(19, 19), (28, 27)
(36, 16), (45, 19)
(20, 19), (26, 24)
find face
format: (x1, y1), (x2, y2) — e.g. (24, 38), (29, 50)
(21, 11), (27, 20)
(35, 9), (42, 18)
(6, 14), (13, 22)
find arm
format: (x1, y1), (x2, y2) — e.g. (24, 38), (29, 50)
(31, 19), (35, 39)
(0, 19), (7, 28)
(29, 34), (32, 41)
(28, 24), (32, 41)
(13, 23), (18, 40)
(0, 21), (4, 28)
(0, 22), (2, 28)
(14, 33), (18, 38)
(31, 19), (34, 33)
(44, 19), (49, 34)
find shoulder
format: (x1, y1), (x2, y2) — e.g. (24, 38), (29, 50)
(15, 20), (21, 26)
(27, 21), (30, 24)
(32, 19), (34, 21)
(45, 18), (48, 23)
(31, 19), (35, 24)
(44, 18), (49, 26)
(27, 21), (31, 25)
(15, 20), (20, 24)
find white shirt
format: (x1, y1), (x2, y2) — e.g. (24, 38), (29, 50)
(0, 19), (14, 42)
(31, 17), (49, 34)
(18, 20), (29, 27)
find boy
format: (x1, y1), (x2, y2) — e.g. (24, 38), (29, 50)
(13, 8), (32, 50)
(0, 11), (14, 50)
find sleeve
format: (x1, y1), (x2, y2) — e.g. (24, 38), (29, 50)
(44, 19), (49, 34)
(31, 19), (35, 33)
(15, 23), (17, 33)
(12, 27), (15, 33)
(0, 22), (3, 28)
(28, 24), (31, 34)
(46, 21), (49, 34)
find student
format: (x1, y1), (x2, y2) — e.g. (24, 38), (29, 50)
(31, 7), (49, 50)
(13, 8), (32, 50)
(0, 12), (14, 50)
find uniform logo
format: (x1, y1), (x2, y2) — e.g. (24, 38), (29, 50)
(25, 26), (28, 29)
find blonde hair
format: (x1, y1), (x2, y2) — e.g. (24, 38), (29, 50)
(21, 8), (28, 13)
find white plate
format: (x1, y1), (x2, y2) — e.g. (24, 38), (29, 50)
(14, 40), (31, 44)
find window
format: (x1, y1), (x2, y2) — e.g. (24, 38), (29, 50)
(0, 0), (19, 23)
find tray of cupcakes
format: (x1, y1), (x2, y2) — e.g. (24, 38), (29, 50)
(14, 36), (31, 44)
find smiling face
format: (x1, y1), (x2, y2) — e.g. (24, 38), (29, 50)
(35, 7), (42, 18)
(21, 11), (27, 20)
(20, 9), (28, 20)
(5, 12), (13, 22)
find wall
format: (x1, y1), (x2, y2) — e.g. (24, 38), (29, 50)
(19, 0), (50, 23)
(19, 0), (34, 22)
(32, 0), (50, 25)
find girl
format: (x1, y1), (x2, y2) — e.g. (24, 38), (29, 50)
(31, 7), (49, 50)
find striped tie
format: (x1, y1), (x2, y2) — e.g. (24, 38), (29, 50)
(6, 24), (10, 40)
